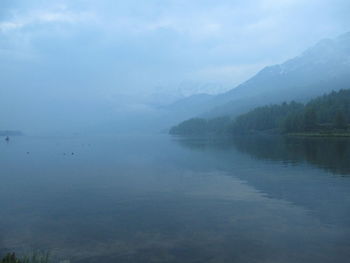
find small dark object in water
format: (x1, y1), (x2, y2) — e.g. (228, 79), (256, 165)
(5, 136), (9, 142)
(26, 152), (29, 154)
(71, 152), (74, 155)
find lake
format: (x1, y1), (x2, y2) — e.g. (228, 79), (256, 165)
(1, 134), (350, 262)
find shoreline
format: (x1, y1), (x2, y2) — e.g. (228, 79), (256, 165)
(287, 132), (350, 138)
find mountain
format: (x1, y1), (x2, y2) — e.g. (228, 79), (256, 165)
(208, 32), (350, 116)
(96, 32), (350, 134)
(168, 32), (350, 126)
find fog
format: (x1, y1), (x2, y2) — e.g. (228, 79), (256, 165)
(1, 0), (350, 133)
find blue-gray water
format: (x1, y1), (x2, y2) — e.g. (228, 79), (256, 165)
(1, 134), (350, 262)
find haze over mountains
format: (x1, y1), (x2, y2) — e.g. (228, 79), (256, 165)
(164, 32), (350, 129)
(91, 32), (350, 134)
(2, 31), (349, 135)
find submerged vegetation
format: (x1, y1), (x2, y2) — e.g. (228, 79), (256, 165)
(170, 89), (350, 136)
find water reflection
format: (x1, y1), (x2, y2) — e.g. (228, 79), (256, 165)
(1, 135), (350, 262)
(175, 135), (350, 176)
(174, 135), (350, 228)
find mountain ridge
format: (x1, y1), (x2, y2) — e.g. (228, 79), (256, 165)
(167, 31), (350, 125)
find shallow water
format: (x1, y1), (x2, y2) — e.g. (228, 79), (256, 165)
(1, 134), (350, 262)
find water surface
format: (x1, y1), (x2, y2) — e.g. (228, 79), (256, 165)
(1, 134), (350, 262)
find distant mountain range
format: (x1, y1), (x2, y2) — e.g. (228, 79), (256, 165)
(166, 32), (350, 127)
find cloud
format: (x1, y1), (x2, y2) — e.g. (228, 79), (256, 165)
(0, 5), (94, 33)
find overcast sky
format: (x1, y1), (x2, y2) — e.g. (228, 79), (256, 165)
(1, 0), (350, 131)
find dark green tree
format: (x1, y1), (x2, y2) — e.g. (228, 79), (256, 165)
(334, 111), (347, 130)
(303, 108), (318, 131)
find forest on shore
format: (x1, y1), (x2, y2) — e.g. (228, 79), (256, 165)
(169, 89), (350, 136)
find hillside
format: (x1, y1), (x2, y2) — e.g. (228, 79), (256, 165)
(170, 89), (350, 136)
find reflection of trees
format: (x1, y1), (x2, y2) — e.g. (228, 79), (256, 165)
(174, 135), (350, 176)
(232, 136), (350, 176)
(173, 136), (235, 152)
(173, 135), (350, 227)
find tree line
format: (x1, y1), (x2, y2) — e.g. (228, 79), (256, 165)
(169, 89), (350, 135)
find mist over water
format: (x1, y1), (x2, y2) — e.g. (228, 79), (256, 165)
(1, 135), (350, 262)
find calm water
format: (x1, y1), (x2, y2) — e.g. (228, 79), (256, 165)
(1, 134), (350, 262)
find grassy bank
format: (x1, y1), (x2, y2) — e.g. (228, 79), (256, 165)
(1, 252), (50, 263)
